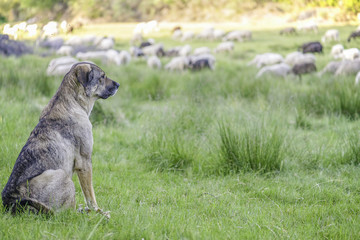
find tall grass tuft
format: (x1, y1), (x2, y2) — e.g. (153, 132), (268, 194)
(344, 130), (360, 165)
(218, 121), (285, 174)
(297, 79), (360, 119)
(145, 129), (194, 172)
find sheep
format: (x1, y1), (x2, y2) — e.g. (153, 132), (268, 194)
(117, 50), (131, 65)
(355, 71), (360, 85)
(193, 47), (212, 56)
(321, 29), (340, 43)
(131, 33), (143, 44)
(166, 46), (182, 57)
(197, 27), (214, 40)
(347, 31), (360, 42)
(285, 52), (316, 66)
(76, 51), (108, 62)
(279, 27), (296, 35)
(189, 58), (214, 71)
(46, 56), (78, 76)
(172, 26), (182, 33)
(223, 30), (252, 42)
(297, 22), (318, 33)
(0, 35), (32, 56)
(335, 59), (360, 76)
(165, 56), (190, 71)
(292, 62), (317, 79)
(172, 29), (182, 40)
(179, 44), (192, 56)
(256, 63), (291, 78)
(38, 36), (64, 50)
(248, 53), (284, 68)
(139, 39), (155, 49)
(96, 37), (114, 50)
(340, 48), (360, 60)
(25, 24), (38, 37)
(56, 45), (73, 56)
(318, 61), (342, 76)
(181, 31), (195, 42)
(42, 21), (59, 37)
(147, 56), (162, 69)
(129, 46), (144, 57)
(65, 35), (99, 46)
(213, 29), (225, 40)
(142, 43), (166, 57)
(214, 41), (234, 53)
(299, 41), (323, 54)
(331, 44), (344, 59)
(60, 20), (73, 34)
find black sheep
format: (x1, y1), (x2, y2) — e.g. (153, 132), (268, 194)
(292, 62), (316, 80)
(299, 41), (323, 54)
(347, 31), (360, 42)
(189, 59), (213, 71)
(0, 35), (32, 57)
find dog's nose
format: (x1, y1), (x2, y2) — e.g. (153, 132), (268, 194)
(113, 81), (120, 89)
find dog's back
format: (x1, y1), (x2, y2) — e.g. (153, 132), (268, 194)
(2, 112), (76, 213)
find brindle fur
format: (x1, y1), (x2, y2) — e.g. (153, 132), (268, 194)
(2, 62), (119, 218)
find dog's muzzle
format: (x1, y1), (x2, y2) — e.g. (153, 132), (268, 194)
(100, 81), (120, 99)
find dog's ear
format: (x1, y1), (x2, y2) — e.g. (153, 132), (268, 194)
(74, 64), (92, 89)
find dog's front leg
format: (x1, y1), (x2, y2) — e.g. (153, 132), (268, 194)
(76, 163), (110, 219)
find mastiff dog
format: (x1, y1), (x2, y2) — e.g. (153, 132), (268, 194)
(2, 62), (119, 218)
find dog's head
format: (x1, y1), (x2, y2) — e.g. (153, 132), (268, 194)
(71, 62), (120, 99)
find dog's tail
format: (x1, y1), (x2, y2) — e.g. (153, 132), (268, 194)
(4, 198), (53, 215)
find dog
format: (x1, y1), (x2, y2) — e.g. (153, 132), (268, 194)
(1, 62), (119, 218)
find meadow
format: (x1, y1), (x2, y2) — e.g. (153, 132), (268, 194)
(1, 23), (360, 239)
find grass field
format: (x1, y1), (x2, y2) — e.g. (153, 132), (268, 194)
(1, 23), (360, 239)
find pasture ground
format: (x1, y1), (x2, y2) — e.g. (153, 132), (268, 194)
(1, 23), (360, 239)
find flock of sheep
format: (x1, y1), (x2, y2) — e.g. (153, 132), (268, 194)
(44, 25), (246, 76)
(246, 26), (360, 83)
(2, 20), (360, 84)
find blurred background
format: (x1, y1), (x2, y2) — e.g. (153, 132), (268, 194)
(0, 0), (359, 24)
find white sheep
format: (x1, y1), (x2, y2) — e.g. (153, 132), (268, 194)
(46, 56), (78, 76)
(165, 56), (190, 71)
(76, 51), (109, 62)
(193, 47), (212, 56)
(318, 61), (342, 76)
(181, 31), (195, 42)
(340, 48), (360, 60)
(248, 53), (284, 68)
(335, 59), (360, 76)
(172, 29), (182, 40)
(179, 44), (192, 56)
(285, 52), (316, 66)
(222, 31), (243, 42)
(96, 37), (114, 50)
(56, 45), (74, 56)
(256, 63), (291, 78)
(321, 29), (340, 43)
(297, 21), (318, 33)
(214, 41), (234, 53)
(331, 44), (344, 59)
(117, 50), (131, 65)
(65, 35), (98, 46)
(355, 71), (360, 84)
(42, 21), (59, 37)
(142, 43), (165, 56)
(213, 29), (225, 40)
(131, 33), (143, 44)
(197, 27), (214, 40)
(147, 56), (162, 69)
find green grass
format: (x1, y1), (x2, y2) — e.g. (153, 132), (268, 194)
(1, 23), (360, 239)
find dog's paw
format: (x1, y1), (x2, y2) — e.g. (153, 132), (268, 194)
(95, 208), (111, 219)
(77, 204), (90, 214)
